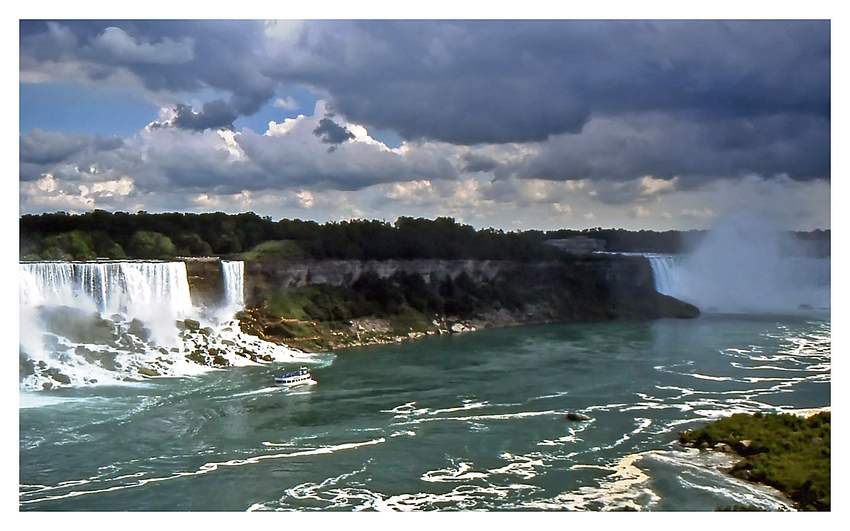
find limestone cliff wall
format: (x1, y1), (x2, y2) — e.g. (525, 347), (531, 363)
(245, 259), (515, 290)
(183, 258), (224, 308)
(242, 256), (698, 321)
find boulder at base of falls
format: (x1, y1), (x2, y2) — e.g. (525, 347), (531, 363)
(128, 318), (152, 341)
(177, 318), (201, 331)
(20, 353), (36, 377)
(37, 306), (119, 344)
(45, 368), (71, 384)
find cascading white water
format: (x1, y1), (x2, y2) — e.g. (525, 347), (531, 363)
(221, 260), (245, 311)
(643, 254), (683, 296)
(20, 261), (194, 347)
(19, 262), (77, 308)
(20, 261), (194, 317)
(644, 249), (830, 313)
(19, 260), (306, 391)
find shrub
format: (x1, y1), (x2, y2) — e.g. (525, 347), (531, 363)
(679, 412), (830, 511)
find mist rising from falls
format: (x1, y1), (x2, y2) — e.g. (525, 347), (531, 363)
(20, 261), (194, 348)
(19, 260), (307, 391)
(646, 216), (829, 313)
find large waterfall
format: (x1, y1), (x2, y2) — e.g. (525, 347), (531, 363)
(20, 261), (193, 318)
(643, 254), (683, 296)
(19, 260), (307, 391)
(645, 253), (830, 313)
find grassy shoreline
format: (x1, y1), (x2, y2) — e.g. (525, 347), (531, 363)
(678, 411), (830, 511)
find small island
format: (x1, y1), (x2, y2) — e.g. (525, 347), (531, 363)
(678, 411), (830, 511)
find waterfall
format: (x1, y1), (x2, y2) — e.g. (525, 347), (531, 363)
(20, 261), (193, 317)
(643, 254), (681, 296)
(19, 259), (304, 391)
(644, 252), (830, 313)
(221, 260), (245, 311)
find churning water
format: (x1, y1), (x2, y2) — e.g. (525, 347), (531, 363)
(18, 260), (309, 391)
(18, 258), (829, 511)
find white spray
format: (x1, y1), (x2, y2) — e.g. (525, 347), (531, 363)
(647, 211), (829, 312)
(19, 260), (307, 391)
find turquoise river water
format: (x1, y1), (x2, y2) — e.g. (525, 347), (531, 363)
(20, 310), (830, 511)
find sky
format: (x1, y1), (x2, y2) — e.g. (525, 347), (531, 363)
(16, 16), (833, 232)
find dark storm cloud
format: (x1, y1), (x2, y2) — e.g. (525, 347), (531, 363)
(497, 112), (830, 184)
(172, 100), (238, 131)
(313, 118), (355, 145)
(20, 129), (124, 168)
(271, 20), (828, 147)
(20, 19), (830, 181)
(462, 153), (499, 173)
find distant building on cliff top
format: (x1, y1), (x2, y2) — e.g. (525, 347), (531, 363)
(545, 237), (606, 254)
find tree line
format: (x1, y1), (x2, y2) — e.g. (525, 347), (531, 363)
(19, 210), (829, 261)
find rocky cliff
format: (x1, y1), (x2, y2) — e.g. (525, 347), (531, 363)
(243, 255), (699, 322)
(183, 258), (225, 308)
(182, 254), (697, 351)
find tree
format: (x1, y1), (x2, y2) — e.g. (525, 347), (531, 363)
(127, 231), (176, 259)
(173, 232), (213, 256)
(42, 230), (97, 260)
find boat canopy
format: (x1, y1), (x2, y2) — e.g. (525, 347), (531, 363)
(277, 367), (309, 379)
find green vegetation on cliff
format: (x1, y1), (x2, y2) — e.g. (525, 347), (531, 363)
(679, 411), (830, 511)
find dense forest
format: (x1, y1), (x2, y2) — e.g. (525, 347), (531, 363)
(18, 210), (830, 261)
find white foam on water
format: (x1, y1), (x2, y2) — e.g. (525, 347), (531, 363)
(227, 386), (287, 398)
(526, 390), (571, 402)
(18, 392), (92, 409)
(421, 460), (488, 483)
(515, 452), (661, 511)
(391, 408), (564, 427)
(282, 464), (372, 507)
(20, 437), (386, 507)
(690, 373), (736, 382)
(487, 452), (546, 480)
(262, 433), (327, 447)
(597, 417), (653, 451)
(648, 449), (795, 511)
(271, 482), (525, 512)
(428, 400), (490, 415)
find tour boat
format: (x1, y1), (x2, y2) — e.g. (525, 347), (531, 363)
(274, 367), (314, 387)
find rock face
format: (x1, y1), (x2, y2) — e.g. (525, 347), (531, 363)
(183, 258), (225, 308)
(245, 259), (510, 293)
(244, 255), (699, 322)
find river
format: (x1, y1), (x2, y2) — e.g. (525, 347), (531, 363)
(20, 307), (829, 511)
